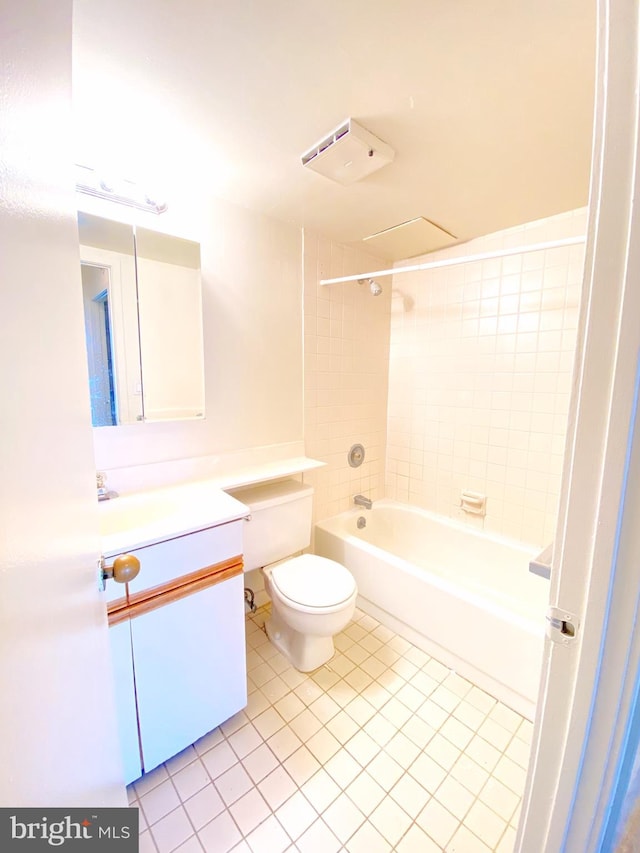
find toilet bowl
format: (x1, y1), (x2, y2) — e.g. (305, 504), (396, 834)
(262, 553), (357, 672)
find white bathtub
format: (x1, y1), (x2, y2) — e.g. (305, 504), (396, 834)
(314, 501), (549, 719)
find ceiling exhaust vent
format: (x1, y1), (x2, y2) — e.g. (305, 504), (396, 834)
(301, 118), (395, 186)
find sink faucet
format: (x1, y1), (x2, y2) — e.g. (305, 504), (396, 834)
(353, 494), (372, 510)
(97, 472), (117, 501)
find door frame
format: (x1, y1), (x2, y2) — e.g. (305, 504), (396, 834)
(517, 1), (640, 849)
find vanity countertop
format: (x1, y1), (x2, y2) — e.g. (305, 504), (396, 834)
(99, 481), (250, 557)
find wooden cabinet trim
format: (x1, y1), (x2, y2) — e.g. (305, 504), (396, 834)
(108, 555), (243, 625)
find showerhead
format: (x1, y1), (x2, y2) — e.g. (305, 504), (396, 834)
(358, 277), (382, 296)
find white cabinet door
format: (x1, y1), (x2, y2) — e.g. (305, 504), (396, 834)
(108, 620), (143, 785)
(131, 575), (247, 773)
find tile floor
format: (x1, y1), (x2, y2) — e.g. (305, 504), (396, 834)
(129, 605), (532, 852)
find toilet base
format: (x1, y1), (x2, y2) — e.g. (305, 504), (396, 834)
(265, 609), (335, 672)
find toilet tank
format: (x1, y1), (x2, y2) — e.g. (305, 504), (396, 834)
(226, 480), (314, 572)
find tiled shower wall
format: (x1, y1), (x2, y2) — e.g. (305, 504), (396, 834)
(386, 208), (587, 547)
(303, 233), (390, 524)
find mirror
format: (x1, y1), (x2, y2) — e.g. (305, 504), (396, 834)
(78, 213), (205, 426)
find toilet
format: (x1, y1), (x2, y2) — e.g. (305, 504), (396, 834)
(228, 479), (357, 672)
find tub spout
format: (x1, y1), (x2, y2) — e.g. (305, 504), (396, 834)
(353, 494), (372, 510)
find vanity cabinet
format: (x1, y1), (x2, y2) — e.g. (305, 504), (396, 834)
(106, 520), (246, 782)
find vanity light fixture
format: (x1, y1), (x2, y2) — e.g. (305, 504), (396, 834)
(75, 164), (168, 214)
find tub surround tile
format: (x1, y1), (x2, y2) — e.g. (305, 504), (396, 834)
(140, 604), (531, 853)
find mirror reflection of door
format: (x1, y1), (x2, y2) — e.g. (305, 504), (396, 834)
(81, 264), (116, 426)
(77, 212), (205, 426)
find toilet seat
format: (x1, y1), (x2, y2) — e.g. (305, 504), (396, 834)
(269, 554), (356, 610)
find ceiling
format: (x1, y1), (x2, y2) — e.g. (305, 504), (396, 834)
(72, 0), (596, 260)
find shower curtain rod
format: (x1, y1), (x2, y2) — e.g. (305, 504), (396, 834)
(319, 235), (586, 285)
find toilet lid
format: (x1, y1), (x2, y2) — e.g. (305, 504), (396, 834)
(271, 554), (356, 608)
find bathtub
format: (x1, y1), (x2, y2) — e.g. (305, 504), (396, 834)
(314, 501), (549, 719)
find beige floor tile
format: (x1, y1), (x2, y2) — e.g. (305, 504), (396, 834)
(266, 725), (303, 762)
(227, 723), (264, 760)
(252, 707), (286, 740)
(295, 818), (342, 853)
(140, 780), (181, 826)
(402, 715), (436, 750)
(323, 748), (362, 788)
(452, 700), (488, 732)
(344, 667), (374, 692)
(197, 810), (242, 853)
(479, 775), (520, 823)
(241, 743), (279, 784)
(395, 823), (442, 852)
(228, 787), (271, 836)
(138, 830), (157, 853)
(257, 766), (297, 811)
(345, 770), (387, 816)
(300, 767), (342, 812)
(425, 732), (462, 771)
(308, 693), (341, 724)
(214, 763), (254, 806)
(440, 716), (475, 751)
(311, 667), (341, 691)
(200, 741), (239, 780)
(505, 735), (531, 769)
(274, 789), (317, 841)
(447, 823), (492, 852)
(322, 792), (366, 843)
(489, 703), (524, 733)
(415, 698), (450, 730)
(325, 709), (360, 744)
(150, 807), (194, 853)
(344, 729), (380, 767)
(492, 755), (528, 794)
(282, 745), (321, 786)
(434, 774), (475, 821)
(306, 727), (342, 764)
(344, 695), (377, 726)
(366, 751), (405, 792)
(345, 820), (393, 852)
(289, 707), (323, 741)
(172, 759), (211, 802)
(476, 717), (513, 752)
(408, 752), (448, 794)
(261, 675), (292, 704)
(464, 799), (508, 848)
(183, 785), (225, 831)
(173, 835), (204, 852)
(362, 713), (396, 748)
(388, 773), (431, 818)
(450, 753), (491, 796)
(416, 797), (459, 848)
(369, 796), (413, 846)
(465, 735), (502, 773)
(243, 814), (291, 853)
(496, 824), (517, 853)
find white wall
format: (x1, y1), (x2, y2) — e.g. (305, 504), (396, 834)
(386, 208), (587, 547)
(91, 194), (303, 473)
(303, 232), (390, 524)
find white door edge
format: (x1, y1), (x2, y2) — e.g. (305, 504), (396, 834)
(517, 2), (640, 850)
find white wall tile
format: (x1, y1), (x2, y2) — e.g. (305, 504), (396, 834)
(385, 208), (587, 546)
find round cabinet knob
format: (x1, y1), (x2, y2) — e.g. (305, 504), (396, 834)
(102, 553), (141, 585)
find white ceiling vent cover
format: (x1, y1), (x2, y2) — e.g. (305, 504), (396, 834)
(301, 118), (395, 186)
